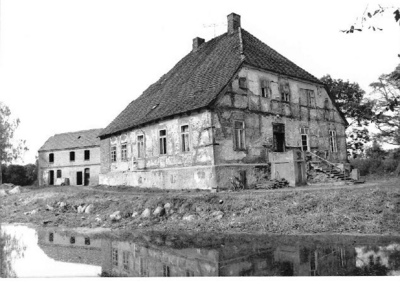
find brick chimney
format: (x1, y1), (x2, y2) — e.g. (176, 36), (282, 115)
(192, 37), (205, 52)
(227, 13), (241, 34)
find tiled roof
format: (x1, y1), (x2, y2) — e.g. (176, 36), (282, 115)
(100, 28), (323, 138)
(39, 128), (102, 152)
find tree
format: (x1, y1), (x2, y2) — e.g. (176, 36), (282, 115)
(321, 75), (374, 158)
(0, 102), (27, 184)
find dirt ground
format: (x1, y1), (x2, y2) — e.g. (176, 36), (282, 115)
(1, 177), (400, 235)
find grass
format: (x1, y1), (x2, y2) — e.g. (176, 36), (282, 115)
(1, 177), (400, 235)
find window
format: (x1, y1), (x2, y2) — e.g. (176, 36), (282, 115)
(239, 77), (247, 89)
(112, 248), (118, 266)
(234, 121), (245, 150)
(84, 150), (90, 161)
(159, 129), (167, 155)
(56, 170), (62, 178)
(306, 89), (315, 107)
(70, 151), (75, 162)
(49, 233), (54, 242)
(186, 270), (194, 277)
(111, 146), (117, 162)
(300, 128), (310, 151)
(280, 81), (290, 102)
(49, 153), (54, 163)
(181, 125), (190, 152)
(121, 144), (127, 161)
(163, 264), (170, 277)
(139, 257), (148, 277)
(329, 130), (338, 153)
(70, 237), (75, 244)
(85, 237), (90, 245)
(123, 251), (129, 271)
(137, 135), (144, 158)
(261, 80), (270, 98)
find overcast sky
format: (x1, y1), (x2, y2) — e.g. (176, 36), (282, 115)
(1, 0), (399, 164)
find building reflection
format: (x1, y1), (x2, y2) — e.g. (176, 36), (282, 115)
(36, 229), (400, 277)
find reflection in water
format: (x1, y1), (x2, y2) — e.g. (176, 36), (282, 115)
(1, 224), (400, 277)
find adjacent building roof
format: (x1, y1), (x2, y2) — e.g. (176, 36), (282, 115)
(99, 15), (325, 139)
(38, 128), (102, 152)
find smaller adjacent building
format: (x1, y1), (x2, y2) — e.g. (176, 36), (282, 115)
(38, 129), (102, 186)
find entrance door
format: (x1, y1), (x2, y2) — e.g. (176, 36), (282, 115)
(84, 168), (90, 186)
(76, 171), (83, 185)
(49, 170), (54, 185)
(273, 123), (285, 152)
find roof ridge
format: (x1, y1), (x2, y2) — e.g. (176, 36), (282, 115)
(53, 128), (103, 137)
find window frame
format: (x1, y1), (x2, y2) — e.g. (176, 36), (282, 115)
(300, 128), (310, 152)
(84, 150), (90, 161)
(280, 81), (290, 102)
(111, 146), (117, 162)
(123, 251), (130, 271)
(121, 143), (128, 161)
(69, 151), (75, 162)
(239, 77), (247, 89)
(137, 135), (145, 159)
(181, 125), (190, 152)
(261, 80), (270, 98)
(233, 120), (246, 151)
(56, 170), (62, 178)
(163, 264), (170, 277)
(329, 130), (338, 153)
(159, 129), (167, 155)
(306, 89), (316, 108)
(112, 248), (119, 267)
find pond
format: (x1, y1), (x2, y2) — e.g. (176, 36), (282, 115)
(1, 224), (400, 277)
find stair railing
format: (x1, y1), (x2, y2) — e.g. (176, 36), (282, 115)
(306, 151), (342, 173)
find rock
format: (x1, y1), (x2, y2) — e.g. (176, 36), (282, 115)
(59, 202), (66, 208)
(141, 208), (151, 218)
(153, 206), (165, 217)
(81, 205), (87, 213)
(0, 183), (14, 189)
(110, 211), (121, 221)
(164, 203), (171, 209)
(8, 186), (21, 195)
(195, 206), (203, 212)
(0, 190), (7, 197)
(131, 211), (139, 218)
(85, 204), (94, 214)
(95, 217), (102, 222)
(46, 204), (54, 211)
(169, 213), (180, 221)
(77, 206), (83, 213)
(211, 210), (224, 220)
(25, 209), (37, 215)
(182, 214), (196, 221)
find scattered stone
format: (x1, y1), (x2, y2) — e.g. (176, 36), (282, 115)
(59, 202), (66, 208)
(0, 190), (7, 197)
(42, 220), (52, 225)
(141, 208), (151, 218)
(153, 206), (165, 217)
(219, 200), (224, 204)
(164, 203), (171, 209)
(131, 211), (139, 218)
(110, 211), (121, 221)
(85, 204), (94, 214)
(182, 214), (196, 221)
(169, 213), (180, 221)
(195, 206), (203, 212)
(211, 210), (224, 220)
(8, 186), (21, 195)
(77, 206), (84, 213)
(0, 183), (14, 189)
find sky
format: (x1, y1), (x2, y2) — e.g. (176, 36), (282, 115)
(0, 0), (399, 164)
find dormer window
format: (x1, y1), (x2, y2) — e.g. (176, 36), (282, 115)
(239, 77), (247, 89)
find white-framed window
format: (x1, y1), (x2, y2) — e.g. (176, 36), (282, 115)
(123, 251), (129, 271)
(137, 135), (144, 159)
(121, 144), (127, 161)
(181, 125), (190, 152)
(280, 81), (290, 102)
(306, 89), (315, 107)
(234, 121), (245, 150)
(159, 129), (167, 155)
(261, 80), (271, 98)
(300, 127), (310, 151)
(112, 248), (118, 266)
(111, 146), (117, 162)
(329, 130), (338, 153)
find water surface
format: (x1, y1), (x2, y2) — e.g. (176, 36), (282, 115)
(1, 224), (400, 277)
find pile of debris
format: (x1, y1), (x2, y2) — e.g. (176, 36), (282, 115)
(256, 178), (289, 190)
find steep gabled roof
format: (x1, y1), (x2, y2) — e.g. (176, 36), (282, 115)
(99, 28), (325, 138)
(39, 128), (102, 152)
